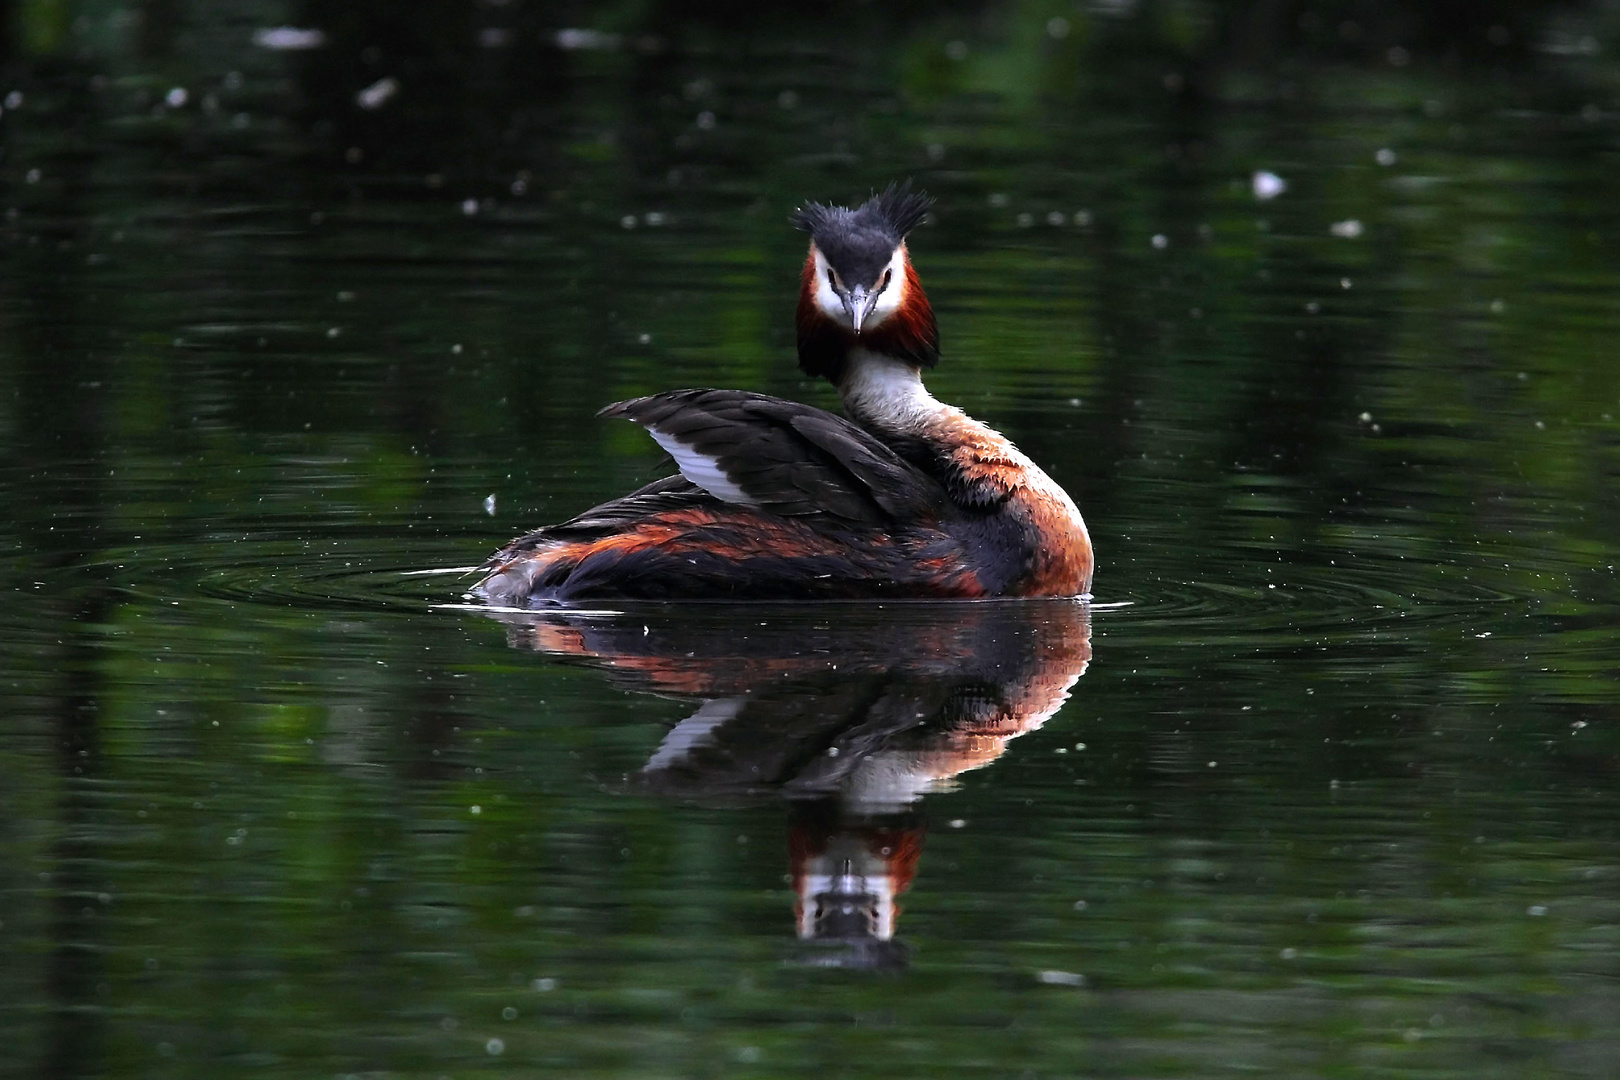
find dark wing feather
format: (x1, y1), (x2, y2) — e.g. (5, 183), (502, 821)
(480, 474), (715, 566)
(599, 389), (945, 526)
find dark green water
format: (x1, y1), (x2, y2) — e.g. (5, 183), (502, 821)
(4, 2), (1620, 1076)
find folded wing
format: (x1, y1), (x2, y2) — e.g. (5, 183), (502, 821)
(599, 389), (945, 525)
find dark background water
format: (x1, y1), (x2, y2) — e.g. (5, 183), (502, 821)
(4, 1), (1620, 1076)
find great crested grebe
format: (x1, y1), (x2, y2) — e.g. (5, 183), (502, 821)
(474, 183), (1092, 604)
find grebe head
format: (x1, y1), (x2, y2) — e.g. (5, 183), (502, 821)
(791, 181), (940, 384)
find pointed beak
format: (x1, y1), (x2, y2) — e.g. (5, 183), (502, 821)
(843, 286), (872, 333)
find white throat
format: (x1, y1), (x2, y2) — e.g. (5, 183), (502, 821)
(838, 350), (949, 432)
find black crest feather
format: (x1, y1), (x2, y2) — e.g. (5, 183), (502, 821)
(789, 180), (934, 241)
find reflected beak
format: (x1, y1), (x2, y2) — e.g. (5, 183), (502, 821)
(844, 287), (872, 333)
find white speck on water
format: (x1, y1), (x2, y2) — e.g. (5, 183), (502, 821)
(356, 76), (399, 110)
(1047, 210), (1066, 226)
(165, 87), (188, 107)
(1341, 277), (1352, 289)
(5, 91), (24, 110)
(736, 1047), (763, 1064)
(1037, 970), (1085, 986)
(1251, 170), (1287, 200)
(1017, 212), (1034, 228)
(25, 169), (40, 184)
(1074, 210), (1092, 226)
(949, 818), (966, 829)
(470, 805), (482, 815)
(696, 110), (716, 130)
(1151, 233), (1168, 249)
(461, 198), (478, 216)
(825, 746), (839, 757)
(620, 214), (637, 229)
(1073, 899), (1087, 910)
(1330, 218), (1364, 238)
(483, 494), (496, 516)
(486, 1038), (504, 1056)
(252, 27), (325, 50)
(325, 326), (340, 338)
(451, 343), (463, 354)
(532, 977), (557, 991)
(1376, 147), (1397, 166)
(638, 333), (651, 344)
(1280, 947), (1298, 959)
(643, 211), (666, 226)
(1534, 420), (1545, 430)
(501, 1007), (517, 1020)
(1359, 411), (1373, 422)
(1047, 16), (1071, 39)
(988, 192), (1009, 208)
(1305, 301), (1320, 314)
(1528, 905), (1547, 916)
(555, 28), (620, 51)
(1491, 298), (1506, 314)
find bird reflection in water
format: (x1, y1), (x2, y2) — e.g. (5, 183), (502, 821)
(487, 600), (1092, 969)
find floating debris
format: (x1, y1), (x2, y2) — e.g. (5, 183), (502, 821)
(252, 27), (326, 51)
(356, 77), (399, 111)
(1252, 170), (1287, 200)
(555, 28), (620, 51)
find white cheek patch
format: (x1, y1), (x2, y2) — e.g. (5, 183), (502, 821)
(810, 247), (844, 322)
(647, 429), (760, 507)
(862, 246), (908, 330)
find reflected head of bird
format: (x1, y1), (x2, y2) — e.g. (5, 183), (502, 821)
(791, 181), (940, 383)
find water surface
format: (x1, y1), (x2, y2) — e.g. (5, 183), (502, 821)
(3, 2), (1620, 1076)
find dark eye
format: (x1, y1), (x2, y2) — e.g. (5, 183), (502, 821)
(878, 270), (892, 292)
(827, 269), (838, 289)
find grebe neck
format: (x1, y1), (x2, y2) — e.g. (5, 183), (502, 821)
(837, 349), (951, 435)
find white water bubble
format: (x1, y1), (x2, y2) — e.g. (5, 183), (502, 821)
(1376, 147), (1397, 166)
(252, 27), (324, 50)
(165, 87), (188, 108)
(356, 77), (399, 111)
(1330, 218), (1364, 238)
(1251, 170), (1287, 200)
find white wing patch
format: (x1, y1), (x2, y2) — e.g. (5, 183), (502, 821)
(643, 697), (745, 772)
(647, 429), (760, 507)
